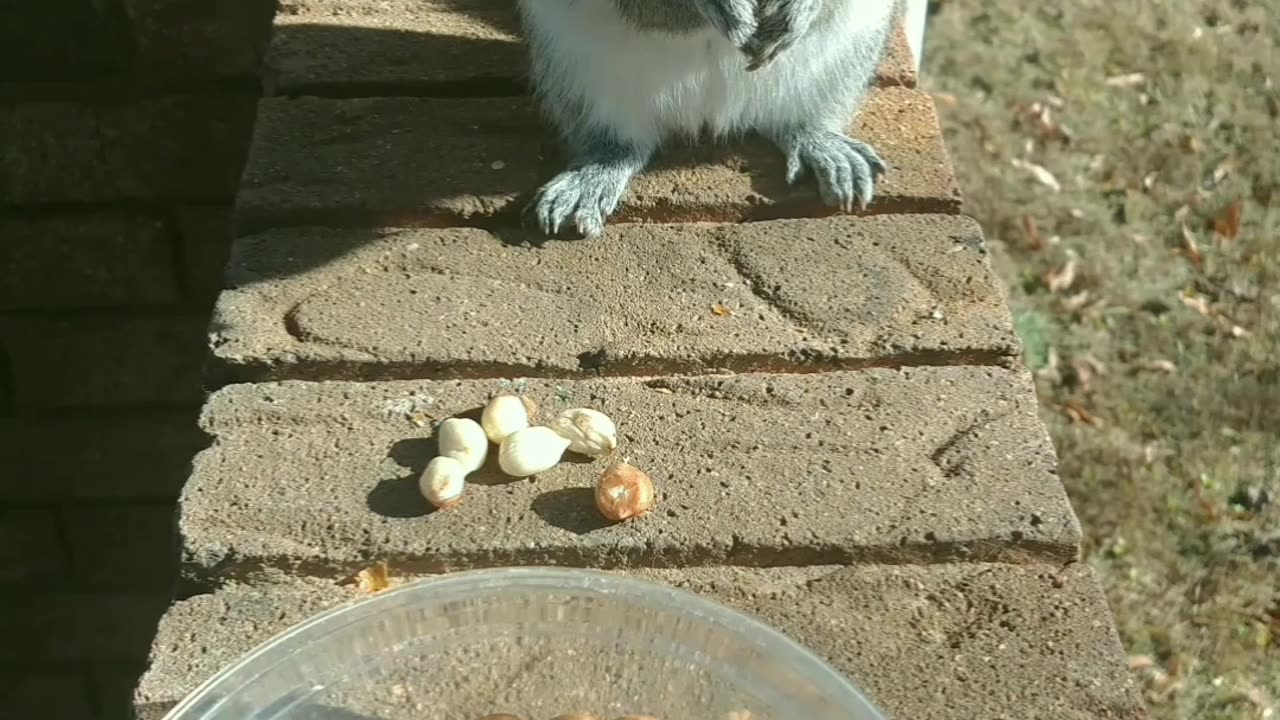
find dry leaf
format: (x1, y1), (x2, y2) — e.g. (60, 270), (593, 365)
(1063, 399), (1103, 427)
(1138, 359), (1178, 374)
(1062, 290), (1092, 312)
(1045, 260), (1078, 293)
(356, 561), (392, 593)
(1212, 156), (1239, 185)
(1022, 215), (1044, 251)
(1071, 355), (1107, 391)
(1180, 224), (1204, 270)
(1128, 655), (1156, 671)
(1192, 476), (1219, 520)
(1213, 198), (1244, 244)
(1105, 72), (1146, 87)
(1019, 101), (1073, 144)
(1180, 292), (1211, 316)
(932, 92), (958, 108)
(710, 302), (734, 317)
(1011, 158), (1062, 191)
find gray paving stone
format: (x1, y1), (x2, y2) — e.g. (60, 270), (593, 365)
(233, 88), (960, 232)
(179, 370), (1079, 587)
(136, 564), (1146, 720)
(209, 215), (1017, 384)
(265, 0), (916, 95)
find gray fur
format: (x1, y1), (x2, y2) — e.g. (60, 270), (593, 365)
(519, 0), (897, 238)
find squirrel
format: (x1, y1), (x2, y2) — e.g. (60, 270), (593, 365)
(516, 0), (901, 238)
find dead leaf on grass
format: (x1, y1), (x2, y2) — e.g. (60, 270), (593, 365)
(1213, 198), (1244, 245)
(1180, 224), (1204, 270)
(1044, 259), (1078, 293)
(1137, 359), (1178, 374)
(1212, 155), (1239, 185)
(1105, 72), (1146, 87)
(1062, 399), (1103, 427)
(711, 302), (734, 317)
(1022, 214), (1044, 251)
(1180, 291), (1212, 317)
(1192, 475), (1220, 521)
(1061, 290), (1092, 312)
(1011, 158), (1062, 192)
(1071, 355), (1107, 391)
(1226, 321), (1252, 338)
(1018, 101), (1073, 144)
(1128, 655), (1156, 671)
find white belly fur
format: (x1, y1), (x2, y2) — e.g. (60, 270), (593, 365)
(519, 0), (897, 148)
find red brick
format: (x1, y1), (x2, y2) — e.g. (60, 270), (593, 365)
(0, 411), (204, 501)
(63, 504), (178, 589)
(0, 214), (177, 309)
(0, 313), (208, 409)
(0, 508), (69, 584)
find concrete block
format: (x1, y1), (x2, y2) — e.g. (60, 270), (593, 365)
(0, 508), (68, 584)
(0, 213), (177, 309)
(0, 591), (170, 662)
(63, 503), (178, 590)
(234, 87), (960, 232)
(265, 0), (915, 95)
(0, 314), (209, 410)
(123, 0), (276, 80)
(208, 215), (1017, 384)
(0, 94), (255, 204)
(176, 205), (234, 307)
(0, 410), (205, 501)
(179, 371), (1078, 586)
(135, 564), (1146, 720)
(0, 664), (97, 720)
(0, 1), (131, 83)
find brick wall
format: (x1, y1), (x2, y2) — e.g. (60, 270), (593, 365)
(0, 1), (272, 717)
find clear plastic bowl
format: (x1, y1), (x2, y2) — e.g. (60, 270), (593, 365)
(164, 567), (887, 720)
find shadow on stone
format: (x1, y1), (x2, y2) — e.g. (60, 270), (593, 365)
(388, 436), (435, 476)
(366, 473), (429, 519)
(531, 487), (612, 535)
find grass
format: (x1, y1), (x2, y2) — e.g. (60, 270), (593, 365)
(921, 2), (1279, 717)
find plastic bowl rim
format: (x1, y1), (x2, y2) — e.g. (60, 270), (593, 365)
(161, 566), (885, 720)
